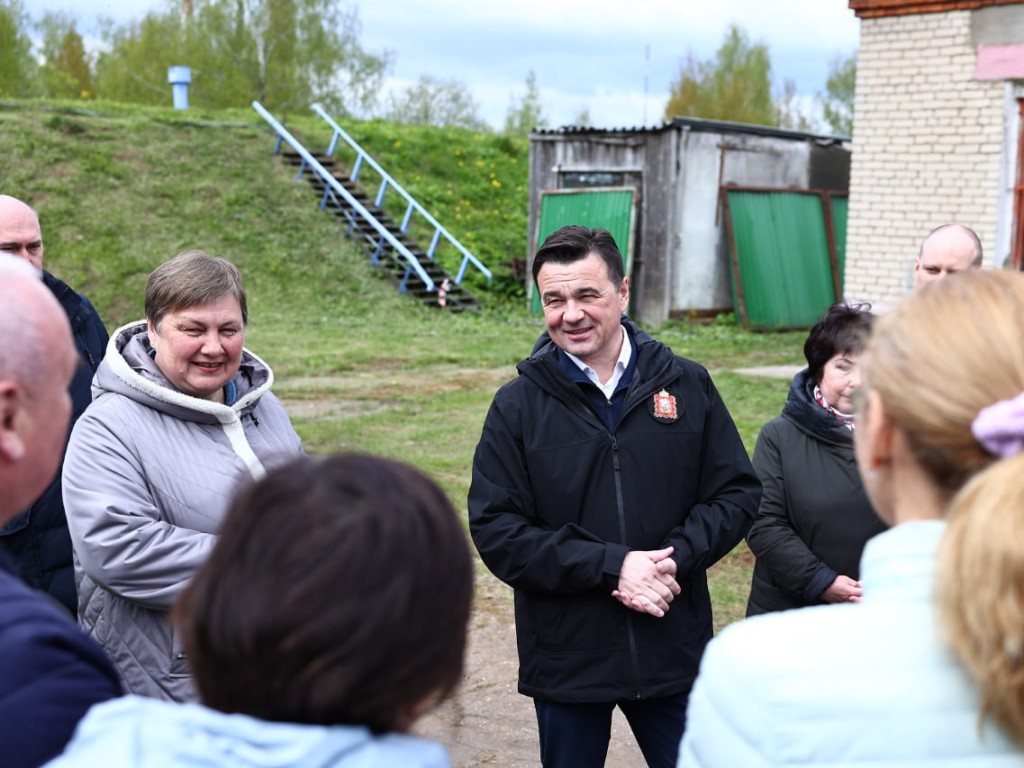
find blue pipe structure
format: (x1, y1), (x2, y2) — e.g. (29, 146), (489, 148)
(311, 102), (493, 285)
(252, 100), (436, 293)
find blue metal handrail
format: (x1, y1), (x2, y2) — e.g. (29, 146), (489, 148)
(252, 101), (436, 293)
(310, 102), (492, 285)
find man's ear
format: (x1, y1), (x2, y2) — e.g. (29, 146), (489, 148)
(0, 382), (26, 462)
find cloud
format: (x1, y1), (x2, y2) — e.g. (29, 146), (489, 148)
(359, 1), (857, 128)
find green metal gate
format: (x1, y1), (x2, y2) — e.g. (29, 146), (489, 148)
(829, 193), (848, 293)
(722, 187), (846, 330)
(531, 187), (636, 313)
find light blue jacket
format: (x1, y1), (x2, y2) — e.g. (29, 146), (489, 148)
(45, 696), (452, 768)
(679, 521), (1021, 767)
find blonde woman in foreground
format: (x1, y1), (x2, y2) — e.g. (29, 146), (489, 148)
(678, 269), (1024, 767)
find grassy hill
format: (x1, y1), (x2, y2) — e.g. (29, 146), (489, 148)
(0, 99), (529, 317)
(0, 98), (558, 490)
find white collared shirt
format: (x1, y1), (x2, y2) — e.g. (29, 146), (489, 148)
(564, 325), (632, 401)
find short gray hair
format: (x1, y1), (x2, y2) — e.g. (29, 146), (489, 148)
(145, 250), (248, 330)
(0, 255), (49, 388)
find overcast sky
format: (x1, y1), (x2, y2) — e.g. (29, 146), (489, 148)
(27, 0), (860, 131)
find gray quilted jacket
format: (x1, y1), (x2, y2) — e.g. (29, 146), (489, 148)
(62, 321), (303, 702)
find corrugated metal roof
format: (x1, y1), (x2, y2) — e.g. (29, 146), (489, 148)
(531, 116), (850, 145)
(671, 116), (849, 142)
(530, 122), (674, 136)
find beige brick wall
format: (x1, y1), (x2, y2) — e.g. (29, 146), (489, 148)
(846, 11), (1005, 302)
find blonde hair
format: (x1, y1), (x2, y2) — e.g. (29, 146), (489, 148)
(941, 454), (1024, 742)
(862, 269), (1024, 743)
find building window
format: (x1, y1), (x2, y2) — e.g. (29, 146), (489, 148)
(560, 171), (627, 188)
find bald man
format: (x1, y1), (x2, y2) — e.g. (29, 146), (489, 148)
(0, 195), (108, 616)
(0, 256), (121, 768)
(913, 223), (983, 290)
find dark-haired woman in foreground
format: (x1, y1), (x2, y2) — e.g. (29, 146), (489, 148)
(47, 453), (474, 768)
(745, 302), (886, 615)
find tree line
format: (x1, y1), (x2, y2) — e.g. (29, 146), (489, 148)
(664, 24), (855, 136)
(0, 0), (547, 135)
(0, 1), (853, 136)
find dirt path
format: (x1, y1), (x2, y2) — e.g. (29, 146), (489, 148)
(414, 562), (647, 768)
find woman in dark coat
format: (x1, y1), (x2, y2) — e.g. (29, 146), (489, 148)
(745, 302), (887, 616)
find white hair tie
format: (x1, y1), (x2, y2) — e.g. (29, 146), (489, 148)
(972, 392), (1024, 459)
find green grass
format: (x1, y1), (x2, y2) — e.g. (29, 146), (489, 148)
(0, 99), (808, 629)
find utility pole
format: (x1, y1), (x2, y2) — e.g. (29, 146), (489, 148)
(643, 44), (650, 126)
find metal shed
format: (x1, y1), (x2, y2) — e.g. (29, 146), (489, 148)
(528, 118), (852, 327)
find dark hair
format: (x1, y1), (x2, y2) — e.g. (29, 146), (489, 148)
(176, 453), (474, 734)
(532, 225), (625, 286)
(146, 250), (248, 329)
(804, 302), (874, 384)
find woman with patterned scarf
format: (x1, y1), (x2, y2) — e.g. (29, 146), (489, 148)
(744, 302), (887, 616)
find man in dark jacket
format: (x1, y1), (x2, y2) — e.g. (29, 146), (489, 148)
(0, 194), (108, 616)
(468, 226), (761, 768)
(0, 255), (121, 768)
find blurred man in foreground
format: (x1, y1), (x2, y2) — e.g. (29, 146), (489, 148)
(0, 255), (121, 768)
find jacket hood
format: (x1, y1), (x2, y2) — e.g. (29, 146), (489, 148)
(781, 368), (854, 448)
(95, 321), (274, 426)
(50, 696), (451, 768)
